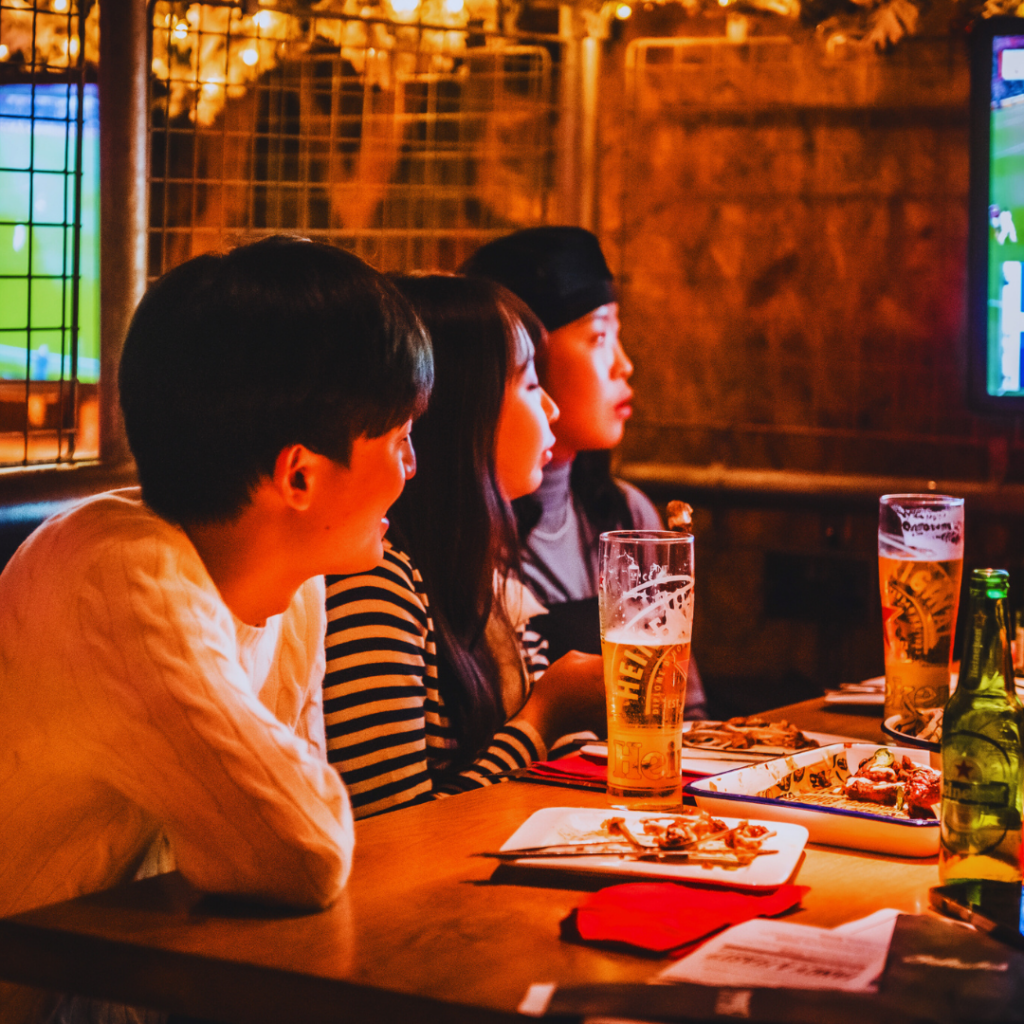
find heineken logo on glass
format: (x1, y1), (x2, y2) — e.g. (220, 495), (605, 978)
(610, 734), (682, 784)
(613, 644), (680, 717)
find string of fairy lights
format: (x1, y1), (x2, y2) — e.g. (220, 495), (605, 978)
(1, 0), (1022, 117)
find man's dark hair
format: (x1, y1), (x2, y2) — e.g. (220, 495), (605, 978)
(119, 236), (432, 525)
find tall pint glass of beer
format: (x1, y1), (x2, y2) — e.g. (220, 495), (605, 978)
(878, 494), (964, 729)
(598, 530), (694, 809)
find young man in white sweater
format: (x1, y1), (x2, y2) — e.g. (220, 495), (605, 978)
(0, 236), (432, 1024)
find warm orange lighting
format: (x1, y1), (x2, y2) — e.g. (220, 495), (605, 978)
(241, 47), (259, 66)
(53, 0), (68, 11)
(391, 0), (420, 14)
(173, 21), (189, 40)
(615, 3), (632, 17)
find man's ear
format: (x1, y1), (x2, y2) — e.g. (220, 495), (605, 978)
(272, 444), (317, 511)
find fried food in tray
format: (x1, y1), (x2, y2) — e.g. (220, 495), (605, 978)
(774, 745), (942, 823)
(681, 716), (819, 754)
(785, 747), (942, 820)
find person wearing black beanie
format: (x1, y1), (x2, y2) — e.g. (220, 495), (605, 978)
(462, 226), (707, 719)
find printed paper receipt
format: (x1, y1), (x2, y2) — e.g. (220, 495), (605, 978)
(658, 916), (895, 993)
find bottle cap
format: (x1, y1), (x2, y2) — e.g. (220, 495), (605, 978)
(970, 568), (1010, 600)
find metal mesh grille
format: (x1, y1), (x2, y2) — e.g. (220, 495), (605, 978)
(148, 2), (560, 278)
(0, 0), (99, 468)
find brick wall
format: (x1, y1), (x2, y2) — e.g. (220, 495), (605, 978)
(598, 20), (1024, 712)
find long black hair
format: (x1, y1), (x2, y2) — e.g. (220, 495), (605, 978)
(461, 227), (631, 540)
(388, 275), (546, 761)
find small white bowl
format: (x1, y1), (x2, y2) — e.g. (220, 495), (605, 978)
(684, 743), (939, 858)
(881, 715), (941, 768)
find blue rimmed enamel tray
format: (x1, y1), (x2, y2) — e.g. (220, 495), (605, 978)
(684, 743), (939, 858)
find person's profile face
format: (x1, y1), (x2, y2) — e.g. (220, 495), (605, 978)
(540, 302), (633, 460)
(313, 420), (416, 574)
(494, 326), (559, 501)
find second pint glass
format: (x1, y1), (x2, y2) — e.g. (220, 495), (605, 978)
(878, 494), (964, 728)
(598, 530), (694, 809)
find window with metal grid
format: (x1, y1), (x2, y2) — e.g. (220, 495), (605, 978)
(148, 1), (560, 279)
(0, 0), (99, 469)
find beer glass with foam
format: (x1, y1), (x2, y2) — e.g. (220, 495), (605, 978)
(878, 494), (964, 732)
(598, 530), (694, 809)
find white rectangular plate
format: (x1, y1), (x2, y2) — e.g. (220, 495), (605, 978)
(583, 727), (859, 777)
(823, 691), (884, 706)
(824, 676), (885, 705)
(678, 725), (858, 775)
(498, 807), (809, 890)
(822, 672), (1024, 705)
(684, 743), (939, 858)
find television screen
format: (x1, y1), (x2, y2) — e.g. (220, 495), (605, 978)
(0, 81), (100, 384)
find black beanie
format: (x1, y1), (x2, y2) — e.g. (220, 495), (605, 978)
(460, 226), (616, 332)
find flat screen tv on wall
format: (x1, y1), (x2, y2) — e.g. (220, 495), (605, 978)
(968, 16), (1024, 412)
(0, 81), (100, 384)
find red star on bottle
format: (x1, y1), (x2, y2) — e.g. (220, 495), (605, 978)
(954, 759), (973, 780)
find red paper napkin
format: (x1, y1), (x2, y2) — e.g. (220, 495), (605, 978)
(528, 753), (608, 784)
(563, 881), (810, 955)
(527, 752), (706, 788)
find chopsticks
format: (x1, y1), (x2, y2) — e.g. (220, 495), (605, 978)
(479, 842), (640, 859)
(479, 844), (778, 864)
(482, 823), (779, 865)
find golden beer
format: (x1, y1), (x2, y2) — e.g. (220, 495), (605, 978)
(879, 556), (963, 724)
(602, 633), (690, 808)
(878, 494), (964, 728)
(599, 530), (694, 810)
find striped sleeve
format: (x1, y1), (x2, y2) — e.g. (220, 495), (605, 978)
(324, 546), (438, 818)
(431, 621), (548, 798)
(433, 721), (543, 797)
(324, 545), (548, 817)
(519, 621), (549, 687)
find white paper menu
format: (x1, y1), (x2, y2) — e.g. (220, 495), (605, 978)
(657, 913), (898, 993)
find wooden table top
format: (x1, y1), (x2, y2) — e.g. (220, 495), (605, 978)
(0, 698), (942, 1024)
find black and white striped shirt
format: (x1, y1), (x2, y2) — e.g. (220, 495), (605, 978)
(324, 543), (549, 818)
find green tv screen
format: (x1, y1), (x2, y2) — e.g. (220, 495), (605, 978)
(0, 82), (100, 383)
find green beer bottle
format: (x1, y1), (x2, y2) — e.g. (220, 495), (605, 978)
(940, 569), (1024, 882)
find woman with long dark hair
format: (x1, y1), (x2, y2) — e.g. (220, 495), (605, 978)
(462, 227), (707, 716)
(322, 275), (605, 818)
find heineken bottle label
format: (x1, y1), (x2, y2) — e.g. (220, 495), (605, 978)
(943, 734), (1020, 813)
(942, 778), (1011, 808)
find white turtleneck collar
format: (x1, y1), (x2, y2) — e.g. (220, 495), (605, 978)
(532, 459), (574, 538)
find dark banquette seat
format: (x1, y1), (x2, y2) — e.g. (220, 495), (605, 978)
(0, 500), (79, 573)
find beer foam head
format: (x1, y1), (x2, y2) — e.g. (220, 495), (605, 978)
(602, 563), (694, 644)
(878, 494), (964, 561)
(599, 532), (695, 643)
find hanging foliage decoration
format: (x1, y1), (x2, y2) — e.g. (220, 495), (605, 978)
(0, 0), (1020, 114)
